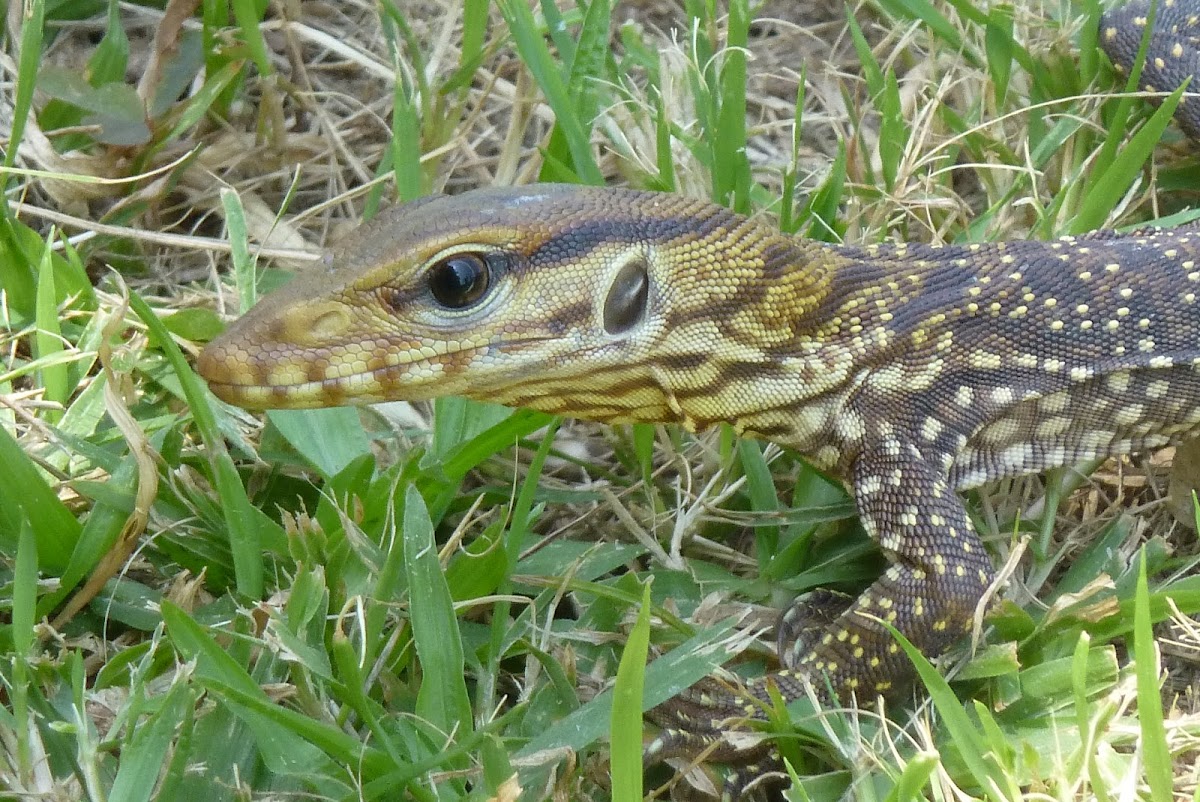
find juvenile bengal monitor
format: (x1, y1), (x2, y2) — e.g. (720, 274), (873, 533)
(198, 1), (1199, 795)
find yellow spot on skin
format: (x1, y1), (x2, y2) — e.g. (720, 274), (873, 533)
(1115, 404), (1145, 425)
(970, 352), (1003, 369)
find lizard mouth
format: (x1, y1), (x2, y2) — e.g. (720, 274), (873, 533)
(200, 334), (563, 409)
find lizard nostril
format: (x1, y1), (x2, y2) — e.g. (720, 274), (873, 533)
(309, 308), (350, 340)
(603, 257), (649, 335)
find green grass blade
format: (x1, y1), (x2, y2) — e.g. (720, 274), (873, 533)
(878, 70), (905, 191)
(219, 188), (256, 314)
(540, 0), (576, 66)
(779, 73), (807, 233)
(739, 439), (780, 570)
(1071, 82), (1185, 233)
(34, 233), (67, 420)
(330, 621), (413, 771)
(884, 751), (940, 802)
(567, 0), (611, 122)
(404, 486), (474, 740)
(1087, 0), (1160, 184)
(518, 620), (737, 758)
(888, 621), (1019, 800)
(4, 0), (44, 190)
(803, 139), (847, 242)
(128, 292), (266, 597)
(712, 0), (750, 210)
(12, 522), (37, 657)
(1071, 632), (1115, 802)
(438, 408), (555, 480)
(846, 11), (883, 186)
(159, 59), (243, 147)
(231, 0), (272, 77)
(985, 6), (1014, 107)
(432, 396), (513, 459)
(461, 0), (489, 69)
(36, 454), (134, 619)
(0, 423), (79, 570)
(497, 0), (603, 184)
(391, 77), (424, 201)
(1133, 551), (1172, 801)
(267, 408), (372, 478)
(876, 0), (966, 52)
(1077, 0), (1101, 84)
(162, 602), (350, 773)
(653, 93), (677, 191)
(477, 419), (559, 730)
(87, 0), (130, 86)
(109, 681), (194, 802)
(377, 6), (427, 203)
(610, 582), (651, 802)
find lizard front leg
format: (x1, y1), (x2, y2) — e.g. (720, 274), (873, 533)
(778, 439), (996, 697)
(645, 438), (996, 795)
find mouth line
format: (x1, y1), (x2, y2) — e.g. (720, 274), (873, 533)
(203, 333), (562, 395)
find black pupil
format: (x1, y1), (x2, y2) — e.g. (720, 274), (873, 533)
(429, 254), (489, 309)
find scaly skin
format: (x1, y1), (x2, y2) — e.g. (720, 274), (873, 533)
(198, 184), (1200, 758)
(196, 4), (1200, 796)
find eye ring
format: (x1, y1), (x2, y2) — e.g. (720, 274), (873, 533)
(427, 252), (492, 309)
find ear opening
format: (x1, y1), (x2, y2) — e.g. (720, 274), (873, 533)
(603, 257), (650, 335)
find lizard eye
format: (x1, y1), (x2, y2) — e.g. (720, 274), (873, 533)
(427, 253), (491, 309)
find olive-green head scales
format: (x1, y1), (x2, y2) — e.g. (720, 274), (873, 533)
(198, 184), (838, 429)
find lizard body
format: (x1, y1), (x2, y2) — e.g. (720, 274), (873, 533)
(198, 184), (1200, 762)
(196, 2), (1200, 795)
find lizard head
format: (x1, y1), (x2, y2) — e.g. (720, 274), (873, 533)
(198, 184), (776, 421)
